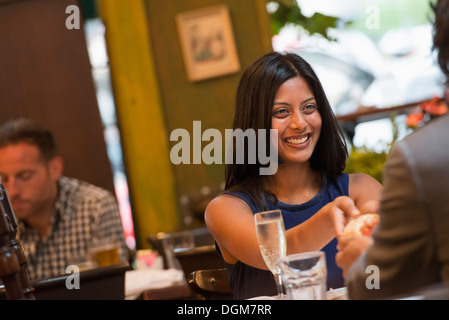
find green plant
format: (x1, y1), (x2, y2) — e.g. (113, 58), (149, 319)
(344, 146), (387, 183)
(267, 0), (346, 40)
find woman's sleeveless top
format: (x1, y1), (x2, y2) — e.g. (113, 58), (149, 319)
(222, 173), (349, 299)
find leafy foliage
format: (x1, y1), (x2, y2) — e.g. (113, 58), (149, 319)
(345, 147), (387, 183)
(268, 0), (342, 40)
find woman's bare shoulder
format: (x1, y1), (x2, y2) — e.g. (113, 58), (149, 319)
(206, 193), (251, 217)
(348, 172), (380, 184)
(348, 172), (383, 205)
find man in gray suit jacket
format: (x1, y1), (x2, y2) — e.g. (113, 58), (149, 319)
(335, 0), (449, 299)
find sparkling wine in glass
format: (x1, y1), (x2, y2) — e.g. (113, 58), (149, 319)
(255, 209), (286, 298)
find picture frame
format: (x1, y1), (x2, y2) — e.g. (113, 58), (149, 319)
(176, 5), (240, 82)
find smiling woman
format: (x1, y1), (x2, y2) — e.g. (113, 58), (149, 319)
(204, 51), (383, 299)
(271, 77), (322, 166)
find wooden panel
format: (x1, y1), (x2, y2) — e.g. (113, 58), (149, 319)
(145, 0), (273, 198)
(0, 0), (114, 193)
(98, 0), (179, 248)
(96, 0), (273, 246)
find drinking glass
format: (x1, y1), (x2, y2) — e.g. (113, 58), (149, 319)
(88, 238), (121, 268)
(279, 251), (327, 300)
(254, 209), (286, 298)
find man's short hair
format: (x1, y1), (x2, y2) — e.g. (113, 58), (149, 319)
(0, 118), (59, 161)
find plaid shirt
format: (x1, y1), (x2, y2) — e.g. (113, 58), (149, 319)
(18, 176), (128, 280)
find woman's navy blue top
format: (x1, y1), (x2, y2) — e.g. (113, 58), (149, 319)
(222, 173), (348, 300)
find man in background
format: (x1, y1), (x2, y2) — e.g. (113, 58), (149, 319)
(0, 118), (128, 280)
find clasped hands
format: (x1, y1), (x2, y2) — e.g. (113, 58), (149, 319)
(331, 196), (379, 278)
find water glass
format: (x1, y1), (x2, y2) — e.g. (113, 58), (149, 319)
(279, 251), (327, 300)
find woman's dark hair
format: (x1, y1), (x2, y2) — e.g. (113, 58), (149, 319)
(432, 0), (449, 82)
(0, 118), (59, 162)
(225, 51), (347, 209)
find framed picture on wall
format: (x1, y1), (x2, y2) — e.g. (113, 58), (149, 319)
(176, 5), (240, 82)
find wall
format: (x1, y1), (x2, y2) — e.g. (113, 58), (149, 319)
(0, 0), (114, 194)
(145, 0), (273, 216)
(98, 0), (179, 249)
(99, 0), (272, 248)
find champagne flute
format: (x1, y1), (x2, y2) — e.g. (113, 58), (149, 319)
(255, 209), (286, 298)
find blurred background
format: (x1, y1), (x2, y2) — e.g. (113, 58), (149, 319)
(0, 0), (446, 252)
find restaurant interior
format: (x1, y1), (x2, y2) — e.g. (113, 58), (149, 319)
(0, 0), (447, 301)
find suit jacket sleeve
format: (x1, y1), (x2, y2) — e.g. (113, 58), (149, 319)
(345, 139), (439, 299)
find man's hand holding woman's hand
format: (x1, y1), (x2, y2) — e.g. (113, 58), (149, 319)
(331, 197), (379, 277)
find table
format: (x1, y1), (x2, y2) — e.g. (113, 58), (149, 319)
(248, 287), (348, 300)
(125, 268), (194, 300)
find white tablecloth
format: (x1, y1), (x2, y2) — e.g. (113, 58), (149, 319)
(248, 287), (348, 300)
(125, 268), (185, 300)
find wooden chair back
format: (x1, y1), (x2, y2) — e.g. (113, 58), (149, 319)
(188, 268), (233, 300)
